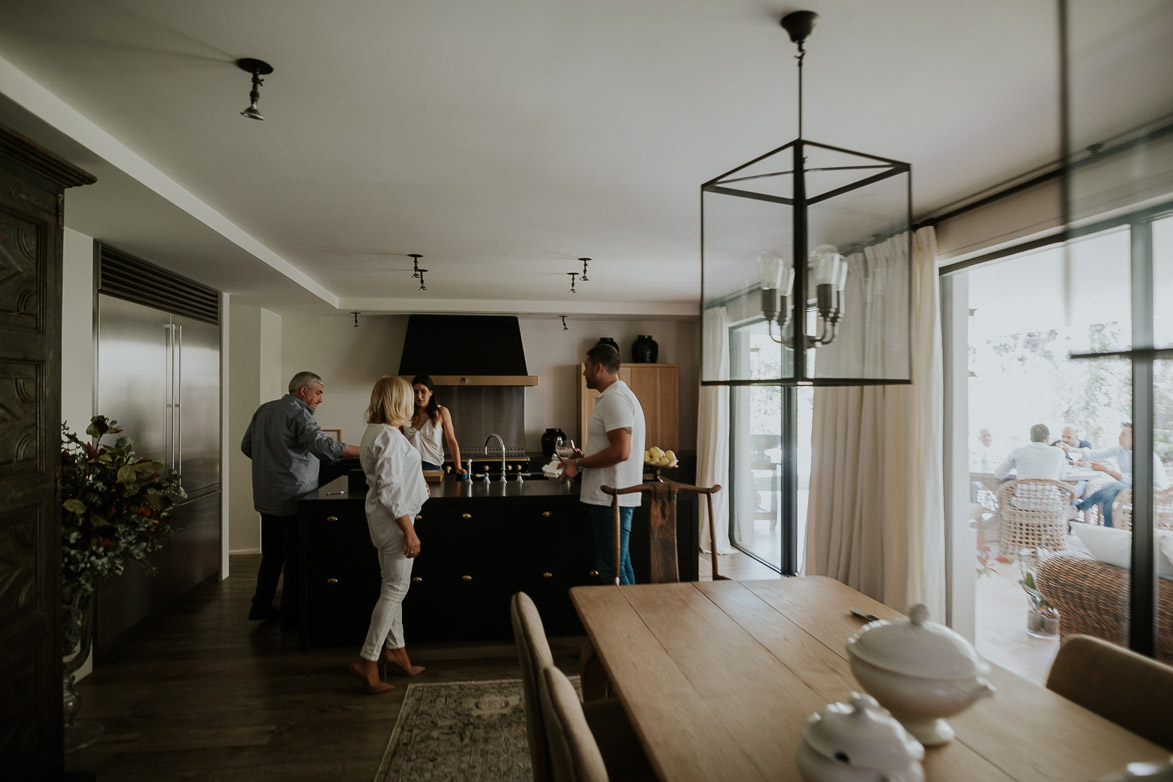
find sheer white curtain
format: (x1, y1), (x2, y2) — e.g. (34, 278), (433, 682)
(804, 227), (945, 618)
(697, 306), (732, 554)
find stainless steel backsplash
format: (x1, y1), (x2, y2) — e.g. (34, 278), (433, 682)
(433, 386), (525, 450)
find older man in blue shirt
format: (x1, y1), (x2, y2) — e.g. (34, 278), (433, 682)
(243, 371), (359, 626)
(1074, 423), (1170, 528)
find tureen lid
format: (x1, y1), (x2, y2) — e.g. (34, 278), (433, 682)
(1099, 758), (1173, 782)
(802, 692), (924, 770)
(847, 604), (989, 680)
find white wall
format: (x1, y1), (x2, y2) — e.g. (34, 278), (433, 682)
(61, 227), (93, 432)
(274, 313), (701, 456)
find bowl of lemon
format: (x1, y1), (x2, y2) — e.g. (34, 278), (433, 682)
(643, 446), (677, 469)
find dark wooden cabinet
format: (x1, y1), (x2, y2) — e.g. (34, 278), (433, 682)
(298, 484), (596, 648)
(0, 125), (93, 779)
(298, 475), (699, 649)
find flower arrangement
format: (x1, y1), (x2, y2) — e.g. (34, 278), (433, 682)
(60, 415), (185, 653)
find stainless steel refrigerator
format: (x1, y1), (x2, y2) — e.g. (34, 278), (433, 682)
(94, 291), (222, 652)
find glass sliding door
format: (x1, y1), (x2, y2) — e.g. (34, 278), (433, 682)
(727, 321), (813, 573)
(946, 209), (1173, 682)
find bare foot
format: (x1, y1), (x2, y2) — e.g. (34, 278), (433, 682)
(381, 647), (426, 677)
(349, 658), (395, 694)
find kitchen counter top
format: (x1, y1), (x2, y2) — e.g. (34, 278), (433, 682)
(305, 472), (581, 502)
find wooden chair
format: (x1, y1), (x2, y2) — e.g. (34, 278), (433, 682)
(1113, 486), (1173, 532)
(1046, 634), (1173, 751)
(600, 478), (724, 585)
(512, 592), (655, 782)
(996, 478), (1076, 560)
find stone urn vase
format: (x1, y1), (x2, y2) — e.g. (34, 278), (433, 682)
(62, 589), (104, 753)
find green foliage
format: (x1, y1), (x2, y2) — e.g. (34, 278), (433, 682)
(1018, 564), (1056, 616)
(60, 416), (186, 649)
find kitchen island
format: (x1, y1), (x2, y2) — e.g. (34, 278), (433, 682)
(296, 471), (699, 649)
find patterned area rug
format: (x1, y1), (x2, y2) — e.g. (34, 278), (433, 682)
(374, 677), (578, 782)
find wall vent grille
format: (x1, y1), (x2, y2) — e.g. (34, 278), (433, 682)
(97, 244), (219, 324)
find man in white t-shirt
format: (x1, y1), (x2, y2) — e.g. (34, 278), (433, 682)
(559, 343), (645, 584)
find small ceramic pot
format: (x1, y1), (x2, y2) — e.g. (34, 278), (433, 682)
(846, 604), (995, 746)
(797, 692), (924, 782)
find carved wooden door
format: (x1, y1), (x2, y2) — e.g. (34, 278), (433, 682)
(0, 126), (93, 778)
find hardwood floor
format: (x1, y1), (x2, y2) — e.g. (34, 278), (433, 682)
(65, 554), (581, 781)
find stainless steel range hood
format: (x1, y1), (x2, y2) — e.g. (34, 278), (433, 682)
(398, 314), (538, 386)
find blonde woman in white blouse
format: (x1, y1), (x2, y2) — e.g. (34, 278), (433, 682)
(348, 376), (430, 693)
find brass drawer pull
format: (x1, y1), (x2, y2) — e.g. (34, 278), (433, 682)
(415, 514), (423, 521)
(326, 577), (338, 584)
(412, 577), (422, 583)
(541, 511), (552, 518)
(326, 516), (338, 522)
(542, 572), (553, 579)
(461, 513), (472, 520)
(589, 570), (599, 577)
(461, 575), (472, 581)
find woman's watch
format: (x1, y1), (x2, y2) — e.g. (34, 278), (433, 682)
(575, 458), (583, 472)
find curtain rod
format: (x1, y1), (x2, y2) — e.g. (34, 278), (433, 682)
(913, 116), (1173, 231)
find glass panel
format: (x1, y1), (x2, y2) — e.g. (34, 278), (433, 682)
(965, 228), (1131, 683)
(1155, 213), (1173, 349)
(729, 321), (782, 569)
(796, 386), (814, 574)
(1157, 356), (1173, 662)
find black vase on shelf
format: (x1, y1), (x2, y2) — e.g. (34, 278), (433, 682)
(631, 335), (658, 363)
(596, 337), (619, 353)
(541, 428), (567, 459)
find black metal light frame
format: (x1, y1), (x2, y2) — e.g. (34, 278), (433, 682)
(700, 12), (914, 388)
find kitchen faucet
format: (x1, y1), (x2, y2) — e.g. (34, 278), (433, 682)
(484, 433), (507, 482)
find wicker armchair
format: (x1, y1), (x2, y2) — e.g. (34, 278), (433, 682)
(1114, 486), (1173, 532)
(997, 479), (1076, 560)
(1036, 551), (1173, 665)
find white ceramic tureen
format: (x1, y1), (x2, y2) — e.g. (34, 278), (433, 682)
(845, 603), (995, 746)
(797, 692), (925, 782)
(1100, 758), (1173, 782)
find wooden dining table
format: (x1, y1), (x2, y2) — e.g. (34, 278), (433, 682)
(570, 577), (1167, 781)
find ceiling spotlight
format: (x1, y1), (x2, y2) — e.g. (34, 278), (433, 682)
(236, 58), (273, 120)
(561, 315), (569, 331)
(352, 311), (360, 328)
(417, 268), (428, 292)
(409, 253), (423, 279)
(567, 272), (579, 294)
(578, 257), (591, 282)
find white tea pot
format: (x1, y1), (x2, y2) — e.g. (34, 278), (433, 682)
(846, 604), (995, 746)
(797, 692), (925, 782)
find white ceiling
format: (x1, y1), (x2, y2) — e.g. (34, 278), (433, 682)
(0, 0), (1168, 316)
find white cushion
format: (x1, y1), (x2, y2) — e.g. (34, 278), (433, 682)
(1073, 523), (1173, 579)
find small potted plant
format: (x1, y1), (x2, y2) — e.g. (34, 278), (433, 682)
(1018, 564), (1059, 638)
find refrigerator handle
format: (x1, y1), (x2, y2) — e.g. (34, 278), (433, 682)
(176, 324), (183, 488)
(165, 322), (175, 472)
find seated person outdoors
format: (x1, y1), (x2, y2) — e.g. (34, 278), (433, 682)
(1051, 424), (1092, 461)
(1052, 423), (1093, 495)
(1073, 422), (1170, 528)
(994, 423), (1068, 481)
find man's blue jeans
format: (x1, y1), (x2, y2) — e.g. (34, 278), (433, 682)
(588, 504), (635, 585)
(1075, 480), (1129, 528)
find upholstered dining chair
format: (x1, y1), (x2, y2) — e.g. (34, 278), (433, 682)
(1113, 486), (1173, 532)
(539, 665), (656, 782)
(996, 478), (1076, 560)
(511, 592), (655, 782)
(1046, 634), (1173, 751)
(600, 478), (725, 584)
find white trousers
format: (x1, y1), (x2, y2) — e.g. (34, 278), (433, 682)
(359, 525), (415, 660)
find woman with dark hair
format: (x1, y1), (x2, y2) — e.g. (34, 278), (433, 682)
(403, 374), (466, 478)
